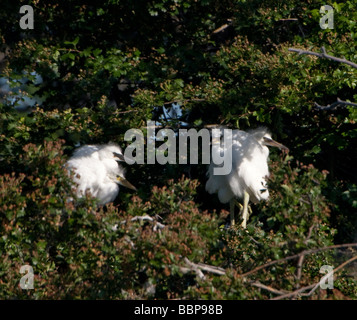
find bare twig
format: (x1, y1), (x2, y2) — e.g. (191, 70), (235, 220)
(179, 257), (226, 280)
(239, 243), (357, 278)
(295, 225), (315, 288)
(182, 258), (206, 280)
(120, 215), (165, 232)
(289, 47), (357, 111)
(163, 98), (205, 106)
(270, 283), (316, 300)
(314, 98), (357, 111)
(177, 243), (357, 284)
(130, 215), (155, 223)
(279, 18), (298, 21)
(250, 281), (288, 296)
(289, 46), (357, 69)
(212, 19), (233, 35)
(116, 109), (140, 115)
(195, 262), (226, 276)
(271, 255), (357, 300)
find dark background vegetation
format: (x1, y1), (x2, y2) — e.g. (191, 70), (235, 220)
(0, 0), (356, 299)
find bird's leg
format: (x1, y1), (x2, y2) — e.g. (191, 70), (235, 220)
(232, 199), (245, 226)
(234, 199), (244, 218)
(241, 190), (250, 229)
(229, 199), (235, 226)
(246, 204), (252, 222)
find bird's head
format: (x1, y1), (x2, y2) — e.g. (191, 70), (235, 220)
(104, 143), (135, 163)
(251, 128), (289, 152)
(98, 143), (127, 161)
(263, 135), (289, 152)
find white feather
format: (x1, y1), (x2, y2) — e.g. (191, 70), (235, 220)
(66, 143), (125, 205)
(206, 127), (271, 204)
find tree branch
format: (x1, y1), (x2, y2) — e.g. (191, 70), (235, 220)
(119, 215), (165, 232)
(314, 98), (357, 111)
(178, 257), (226, 280)
(295, 225), (315, 289)
(239, 243), (357, 278)
(271, 254), (357, 300)
(289, 47), (357, 111)
(249, 281), (288, 296)
(288, 46), (357, 69)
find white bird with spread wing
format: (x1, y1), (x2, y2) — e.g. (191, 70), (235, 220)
(206, 127), (288, 228)
(66, 143), (136, 205)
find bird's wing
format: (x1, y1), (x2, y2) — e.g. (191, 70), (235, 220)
(206, 141), (237, 203)
(66, 157), (107, 197)
(95, 178), (120, 205)
(238, 153), (270, 203)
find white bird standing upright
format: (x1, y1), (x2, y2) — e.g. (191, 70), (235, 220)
(206, 127), (288, 228)
(66, 143), (136, 205)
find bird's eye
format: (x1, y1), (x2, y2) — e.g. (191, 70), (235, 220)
(260, 189), (267, 193)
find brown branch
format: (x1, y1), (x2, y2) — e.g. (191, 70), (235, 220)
(178, 257), (226, 280)
(239, 243), (357, 278)
(289, 46), (357, 69)
(249, 281), (288, 296)
(289, 47), (357, 111)
(116, 109), (140, 114)
(270, 283), (316, 300)
(212, 19), (233, 34)
(195, 262), (226, 276)
(295, 225), (315, 288)
(271, 255), (357, 300)
(163, 98), (205, 106)
(279, 18), (299, 21)
(181, 258), (206, 280)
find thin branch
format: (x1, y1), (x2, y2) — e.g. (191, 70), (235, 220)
(182, 257), (206, 280)
(314, 98), (357, 111)
(130, 215), (155, 223)
(163, 98), (205, 106)
(195, 262), (226, 276)
(270, 283), (316, 300)
(116, 109), (140, 114)
(178, 257), (226, 280)
(212, 19), (233, 35)
(239, 243), (357, 278)
(289, 46), (357, 69)
(120, 215), (165, 232)
(295, 225), (315, 288)
(289, 47), (357, 111)
(279, 18), (298, 21)
(271, 255), (357, 300)
(250, 281), (288, 296)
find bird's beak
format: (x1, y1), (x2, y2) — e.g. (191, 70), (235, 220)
(117, 176), (137, 191)
(113, 152), (125, 161)
(263, 137), (289, 152)
(113, 152), (135, 164)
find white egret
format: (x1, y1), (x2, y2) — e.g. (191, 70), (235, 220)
(206, 127), (288, 228)
(66, 143), (136, 205)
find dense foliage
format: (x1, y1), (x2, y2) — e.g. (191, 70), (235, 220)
(0, 0), (356, 299)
